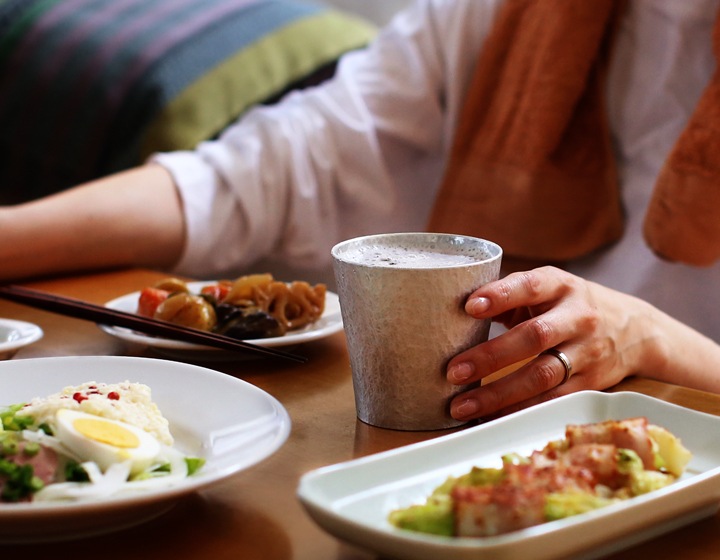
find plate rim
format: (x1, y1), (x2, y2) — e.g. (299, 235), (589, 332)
(0, 318), (44, 353)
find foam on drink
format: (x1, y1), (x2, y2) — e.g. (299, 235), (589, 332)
(335, 235), (493, 269)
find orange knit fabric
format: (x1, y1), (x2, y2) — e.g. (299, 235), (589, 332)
(428, 0), (720, 266)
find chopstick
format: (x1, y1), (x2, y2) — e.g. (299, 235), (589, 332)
(0, 284), (308, 363)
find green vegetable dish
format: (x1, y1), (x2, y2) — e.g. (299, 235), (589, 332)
(0, 381), (204, 503)
(389, 417), (691, 537)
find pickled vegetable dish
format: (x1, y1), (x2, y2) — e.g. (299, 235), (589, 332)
(137, 274), (326, 340)
(389, 417), (692, 537)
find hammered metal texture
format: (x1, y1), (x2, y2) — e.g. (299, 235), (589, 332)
(333, 233), (502, 430)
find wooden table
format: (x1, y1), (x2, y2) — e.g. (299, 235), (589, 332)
(1, 268), (719, 559)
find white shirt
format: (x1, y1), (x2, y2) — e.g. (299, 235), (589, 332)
(154, 0), (720, 341)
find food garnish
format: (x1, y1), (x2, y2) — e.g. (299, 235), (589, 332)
(137, 274), (326, 339)
(0, 381), (204, 503)
(389, 417), (691, 537)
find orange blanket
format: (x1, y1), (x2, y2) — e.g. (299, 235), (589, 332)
(428, 0), (720, 267)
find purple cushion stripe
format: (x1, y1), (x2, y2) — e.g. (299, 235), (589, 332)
(58, 0), (263, 182)
(3, 0), (260, 192)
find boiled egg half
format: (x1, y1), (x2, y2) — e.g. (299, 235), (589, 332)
(55, 409), (161, 475)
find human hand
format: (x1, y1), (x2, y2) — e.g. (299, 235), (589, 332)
(446, 266), (657, 421)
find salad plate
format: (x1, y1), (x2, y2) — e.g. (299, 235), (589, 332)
(0, 318), (43, 360)
(298, 391), (720, 560)
(0, 355), (291, 542)
(98, 281), (343, 359)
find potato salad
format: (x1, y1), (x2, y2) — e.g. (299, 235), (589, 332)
(0, 381), (204, 503)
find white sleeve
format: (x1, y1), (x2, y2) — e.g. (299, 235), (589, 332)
(152, 0), (500, 280)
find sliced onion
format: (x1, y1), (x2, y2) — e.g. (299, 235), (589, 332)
(33, 461), (132, 502)
(21, 429), (81, 462)
(119, 445), (189, 493)
(22, 431), (195, 502)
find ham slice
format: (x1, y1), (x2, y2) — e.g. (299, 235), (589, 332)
(565, 418), (656, 470)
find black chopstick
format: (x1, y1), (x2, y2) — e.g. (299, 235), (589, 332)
(0, 284), (308, 363)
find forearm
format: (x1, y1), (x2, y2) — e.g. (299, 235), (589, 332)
(636, 299), (720, 393)
(565, 280), (720, 394)
(0, 164), (185, 280)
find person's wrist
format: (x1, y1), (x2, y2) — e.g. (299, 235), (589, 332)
(628, 298), (675, 382)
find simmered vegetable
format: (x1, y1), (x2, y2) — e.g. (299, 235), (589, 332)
(154, 293), (217, 332)
(136, 274), (326, 340)
(214, 303), (284, 339)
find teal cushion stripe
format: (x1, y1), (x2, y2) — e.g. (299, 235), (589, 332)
(0, 0), (59, 62)
(73, 0), (327, 175)
(138, 9), (376, 162)
(124, 1), (324, 108)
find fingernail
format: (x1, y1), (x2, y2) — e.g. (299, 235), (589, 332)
(466, 297), (490, 315)
(453, 398), (479, 419)
(448, 362), (474, 383)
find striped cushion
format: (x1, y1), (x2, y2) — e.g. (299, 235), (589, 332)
(0, 0), (376, 202)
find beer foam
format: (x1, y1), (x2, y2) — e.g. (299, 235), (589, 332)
(339, 241), (491, 269)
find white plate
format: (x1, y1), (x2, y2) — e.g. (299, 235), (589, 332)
(0, 318), (43, 360)
(99, 282), (343, 358)
(298, 391), (720, 560)
(0, 355), (291, 542)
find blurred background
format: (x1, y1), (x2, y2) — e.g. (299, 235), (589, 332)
(316, 0), (412, 24)
(0, 0), (415, 204)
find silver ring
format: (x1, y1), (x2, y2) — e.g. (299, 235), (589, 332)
(542, 348), (573, 385)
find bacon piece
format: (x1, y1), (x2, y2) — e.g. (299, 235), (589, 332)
(445, 418), (664, 537)
(565, 418), (655, 470)
(0, 443), (59, 502)
(9, 443), (59, 484)
(562, 444), (628, 489)
(453, 481), (546, 537)
(452, 460), (597, 536)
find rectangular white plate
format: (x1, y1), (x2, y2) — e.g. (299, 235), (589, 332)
(297, 391), (720, 560)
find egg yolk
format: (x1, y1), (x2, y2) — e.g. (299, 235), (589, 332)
(73, 418), (140, 448)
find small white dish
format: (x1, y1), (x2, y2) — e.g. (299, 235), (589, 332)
(0, 355), (291, 542)
(0, 318), (43, 360)
(298, 391), (720, 560)
(98, 282), (343, 359)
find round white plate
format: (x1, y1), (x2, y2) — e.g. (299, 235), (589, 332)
(98, 282), (343, 358)
(0, 318), (43, 360)
(0, 355), (291, 542)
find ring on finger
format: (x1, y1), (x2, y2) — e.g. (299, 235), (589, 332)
(541, 348), (573, 385)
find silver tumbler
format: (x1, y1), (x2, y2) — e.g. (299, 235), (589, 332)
(332, 232), (502, 430)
